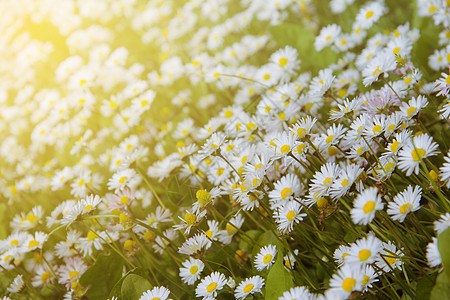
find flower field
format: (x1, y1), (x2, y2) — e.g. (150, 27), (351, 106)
(0, 0), (449, 299)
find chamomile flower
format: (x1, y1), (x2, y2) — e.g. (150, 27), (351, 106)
(315, 24), (342, 51)
(350, 187), (384, 225)
(179, 258), (205, 285)
(289, 116), (317, 139)
(347, 234), (383, 266)
(398, 134), (439, 176)
(354, 1), (386, 29)
(268, 173), (303, 209)
(399, 95), (429, 120)
(217, 214), (245, 244)
(334, 244), (351, 267)
(254, 244), (277, 271)
(375, 241), (404, 272)
(173, 209), (207, 234)
(274, 201), (307, 234)
(278, 286), (313, 300)
(269, 46), (300, 76)
(195, 272), (227, 300)
(7, 275), (25, 293)
(440, 151), (450, 188)
(107, 168), (141, 192)
(362, 51), (397, 86)
(434, 213), (450, 234)
(234, 276), (265, 300)
(328, 264), (364, 298)
(178, 233), (212, 256)
(307, 162), (340, 205)
(139, 286), (171, 300)
(426, 237), (442, 267)
(387, 185), (422, 222)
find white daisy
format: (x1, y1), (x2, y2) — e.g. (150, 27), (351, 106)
(387, 185), (422, 222)
(254, 244), (277, 271)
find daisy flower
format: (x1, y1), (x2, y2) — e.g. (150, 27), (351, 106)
(354, 1), (386, 29)
(254, 244), (277, 271)
(107, 168), (141, 192)
(269, 46), (300, 76)
(195, 272), (227, 300)
(315, 24), (342, 51)
(387, 185), (422, 222)
(7, 275), (25, 293)
(375, 241), (404, 272)
(440, 151), (450, 188)
(362, 51), (397, 86)
(346, 234), (383, 266)
(268, 173), (303, 209)
(350, 187), (384, 225)
(330, 163), (364, 200)
(289, 116), (317, 139)
(198, 132), (226, 159)
(217, 214), (245, 244)
(433, 71), (450, 97)
(178, 233), (212, 256)
(434, 212), (450, 234)
(179, 258), (205, 285)
(307, 162), (340, 205)
(398, 133), (439, 176)
(234, 276), (265, 300)
(426, 237), (442, 267)
(274, 201), (307, 234)
(173, 209), (207, 235)
(278, 286), (313, 300)
(399, 95), (429, 120)
(139, 286), (171, 300)
(334, 244), (351, 267)
(328, 264), (364, 298)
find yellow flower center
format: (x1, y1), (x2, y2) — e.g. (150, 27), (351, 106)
(118, 176), (127, 184)
(342, 278), (356, 292)
(281, 187), (292, 199)
(372, 125), (381, 135)
(120, 196), (129, 204)
(411, 148), (425, 162)
(280, 144), (291, 154)
(216, 168), (224, 175)
(28, 240), (39, 248)
(41, 272), (51, 283)
(190, 265), (198, 274)
(263, 74), (270, 80)
(365, 10), (374, 19)
(393, 47), (400, 54)
(407, 106), (416, 116)
(10, 240), (19, 247)
(286, 210), (296, 221)
(363, 201), (375, 213)
(87, 231), (97, 241)
(326, 135), (334, 144)
(69, 271), (79, 279)
(317, 197), (328, 208)
(263, 253), (273, 264)
(206, 282), (217, 293)
(226, 224), (237, 235)
(184, 213), (197, 225)
(390, 141), (401, 152)
(243, 283), (254, 293)
(196, 190), (212, 206)
(399, 203), (413, 214)
(323, 177), (332, 186)
(341, 178), (350, 187)
(279, 58), (288, 67)
(297, 127), (306, 138)
(386, 256), (396, 265)
(358, 249), (371, 261)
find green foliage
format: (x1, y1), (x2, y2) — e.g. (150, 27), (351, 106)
(120, 274), (153, 300)
(430, 272), (450, 300)
(79, 251), (124, 300)
(437, 228), (450, 280)
(109, 268), (151, 299)
(265, 252), (294, 300)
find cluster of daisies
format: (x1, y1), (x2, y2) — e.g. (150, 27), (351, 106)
(0, 0), (449, 299)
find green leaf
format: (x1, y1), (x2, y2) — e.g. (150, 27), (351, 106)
(121, 274), (153, 300)
(416, 276), (435, 300)
(438, 228), (450, 280)
(430, 272), (450, 300)
(265, 252), (294, 300)
(109, 268), (151, 299)
(79, 251), (124, 300)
